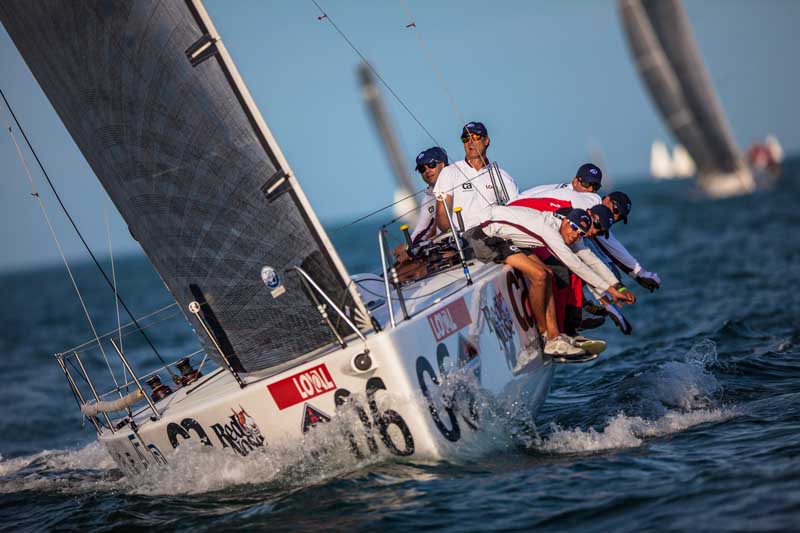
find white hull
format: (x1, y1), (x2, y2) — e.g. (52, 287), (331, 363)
(103, 263), (555, 476)
(698, 167), (756, 198)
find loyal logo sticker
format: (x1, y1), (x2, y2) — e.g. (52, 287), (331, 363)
(427, 297), (472, 342)
(267, 363), (337, 410)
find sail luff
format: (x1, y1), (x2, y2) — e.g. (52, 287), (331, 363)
(186, 0), (369, 324)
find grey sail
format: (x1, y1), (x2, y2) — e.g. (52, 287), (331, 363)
(618, 0), (753, 194)
(0, 0), (369, 374)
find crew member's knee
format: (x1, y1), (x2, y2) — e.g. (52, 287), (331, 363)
(528, 266), (550, 285)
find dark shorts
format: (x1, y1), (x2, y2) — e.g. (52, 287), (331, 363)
(463, 227), (533, 264)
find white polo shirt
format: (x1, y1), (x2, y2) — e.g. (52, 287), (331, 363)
(432, 160), (519, 230)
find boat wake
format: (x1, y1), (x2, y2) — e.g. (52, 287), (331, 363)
(533, 340), (738, 454)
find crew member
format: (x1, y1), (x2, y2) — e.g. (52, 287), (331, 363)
(433, 121), (519, 232)
(464, 207), (633, 358)
(410, 146), (448, 244)
(513, 163), (661, 291)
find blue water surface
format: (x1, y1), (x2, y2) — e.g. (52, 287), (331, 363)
(1, 166), (799, 531)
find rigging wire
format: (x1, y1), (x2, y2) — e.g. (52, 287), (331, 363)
(312, 3), (497, 231)
(104, 204), (129, 393)
(0, 88), (176, 378)
(2, 106), (124, 400)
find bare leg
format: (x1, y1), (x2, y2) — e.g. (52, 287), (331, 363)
(505, 253), (559, 339)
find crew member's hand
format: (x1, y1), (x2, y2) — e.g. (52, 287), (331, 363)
(604, 303), (633, 335)
(635, 270), (661, 292)
(393, 243), (411, 263)
(608, 286), (635, 305)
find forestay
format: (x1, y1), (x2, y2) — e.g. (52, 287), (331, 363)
(0, 0), (369, 373)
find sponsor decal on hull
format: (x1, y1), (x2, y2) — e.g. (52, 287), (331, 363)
(211, 406), (266, 456)
(301, 403), (332, 433)
(267, 363), (337, 410)
(427, 297), (471, 342)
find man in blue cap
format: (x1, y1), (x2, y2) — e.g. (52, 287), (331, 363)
(433, 121), (519, 232)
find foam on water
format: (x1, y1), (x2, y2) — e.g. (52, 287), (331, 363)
(536, 340), (738, 454)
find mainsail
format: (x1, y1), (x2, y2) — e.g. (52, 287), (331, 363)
(1, 0), (369, 374)
(618, 0), (753, 195)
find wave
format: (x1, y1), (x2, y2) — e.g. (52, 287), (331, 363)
(535, 339), (738, 454)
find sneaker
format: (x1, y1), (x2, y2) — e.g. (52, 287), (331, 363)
(544, 334), (586, 358)
(578, 316), (605, 331)
(511, 347), (537, 374)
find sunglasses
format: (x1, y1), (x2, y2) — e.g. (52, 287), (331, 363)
(592, 218), (604, 230)
(461, 132), (485, 143)
(417, 161), (440, 172)
(569, 222), (587, 236)
(580, 180), (600, 192)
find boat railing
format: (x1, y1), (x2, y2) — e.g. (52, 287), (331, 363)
(54, 305), (208, 436)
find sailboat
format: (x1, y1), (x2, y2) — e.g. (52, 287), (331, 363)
(650, 140), (696, 180)
(0, 1), (554, 475)
(619, 0), (754, 197)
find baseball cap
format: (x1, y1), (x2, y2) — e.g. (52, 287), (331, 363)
(576, 163), (602, 185)
(588, 204), (615, 238)
(606, 191), (632, 224)
(415, 146), (448, 171)
(461, 121), (488, 137)
(566, 208), (592, 234)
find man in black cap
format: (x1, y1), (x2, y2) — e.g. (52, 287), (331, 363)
(432, 121), (518, 233)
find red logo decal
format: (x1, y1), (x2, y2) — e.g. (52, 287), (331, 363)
(428, 297), (472, 342)
(267, 363), (337, 410)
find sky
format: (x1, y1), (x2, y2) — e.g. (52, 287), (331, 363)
(0, 0), (798, 272)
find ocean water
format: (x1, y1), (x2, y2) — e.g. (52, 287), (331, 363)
(2, 167), (800, 531)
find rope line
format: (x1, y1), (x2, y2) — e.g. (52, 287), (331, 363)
(0, 88), (174, 376)
(310, 4), (498, 230)
(3, 105), (123, 399)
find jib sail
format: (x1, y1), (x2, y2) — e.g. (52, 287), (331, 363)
(618, 0), (752, 192)
(0, 0), (369, 373)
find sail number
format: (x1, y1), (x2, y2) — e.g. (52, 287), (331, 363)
(416, 343), (478, 443)
(335, 376), (415, 458)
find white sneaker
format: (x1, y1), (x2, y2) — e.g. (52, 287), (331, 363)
(512, 347), (536, 374)
(544, 334), (586, 357)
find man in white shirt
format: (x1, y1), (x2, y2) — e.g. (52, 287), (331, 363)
(433, 121), (519, 232)
(464, 207), (633, 358)
(409, 146), (448, 244)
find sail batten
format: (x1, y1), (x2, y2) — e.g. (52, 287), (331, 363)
(1, 0), (368, 373)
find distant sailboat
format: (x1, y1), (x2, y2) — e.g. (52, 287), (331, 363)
(672, 144), (696, 178)
(619, 0), (754, 197)
(650, 140), (673, 179)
